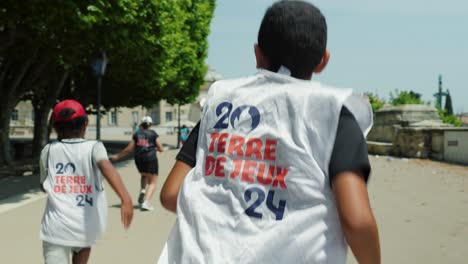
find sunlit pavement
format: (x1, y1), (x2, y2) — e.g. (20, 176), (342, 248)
(1, 149), (467, 263)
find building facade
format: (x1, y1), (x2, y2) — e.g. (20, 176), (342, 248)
(9, 67), (222, 138)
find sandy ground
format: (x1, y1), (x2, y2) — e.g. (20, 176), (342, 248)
(347, 156), (468, 264)
(0, 150), (467, 263)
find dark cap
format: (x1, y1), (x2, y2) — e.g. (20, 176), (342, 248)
(52, 100), (87, 122)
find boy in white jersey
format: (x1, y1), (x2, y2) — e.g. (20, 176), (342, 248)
(40, 99), (133, 264)
(159, 1), (380, 263)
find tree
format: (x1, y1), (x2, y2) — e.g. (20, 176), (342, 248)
(164, 0), (215, 105)
(0, 0), (100, 163)
(364, 92), (385, 112)
(438, 90), (461, 127)
(389, 90), (425, 106)
(444, 90), (453, 116)
(69, 0), (215, 108)
(437, 107), (462, 127)
(0, 0), (215, 165)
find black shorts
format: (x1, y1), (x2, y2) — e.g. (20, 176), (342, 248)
(135, 159), (159, 174)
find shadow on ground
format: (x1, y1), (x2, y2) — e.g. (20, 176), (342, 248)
(0, 173), (41, 203)
(109, 204), (141, 210)
(0, 140), (177, 205)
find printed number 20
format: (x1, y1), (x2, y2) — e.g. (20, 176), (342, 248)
(56, 162), (76, 174)
(214, 102), (260, 131)
(244, 187), (286, 220)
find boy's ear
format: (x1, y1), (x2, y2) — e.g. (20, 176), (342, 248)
(254, 44), (269, 69)
(313, 49), (330, 74)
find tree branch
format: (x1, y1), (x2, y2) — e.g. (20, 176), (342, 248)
(0, 22), (17, 52)
(14, 55), (51, 99)
(0, 59), (13, 90)
(7, 48), (38, 100)
(46, 69), (69, 104)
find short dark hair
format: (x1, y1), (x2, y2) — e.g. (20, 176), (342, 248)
(258, 0), (327, 78)
(53, 108), (88, 134)
(141, 122), (150, 129)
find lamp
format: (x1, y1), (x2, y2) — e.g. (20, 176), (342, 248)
(90, 50), (108, 140)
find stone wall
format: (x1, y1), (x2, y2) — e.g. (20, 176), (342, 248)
(372, 126), (468, 164)
(367, 104), (468, 164)
(393, 128), (434, 159)
(368, 104), (447, 142)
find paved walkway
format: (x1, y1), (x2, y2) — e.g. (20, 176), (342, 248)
(0, 150), (467, 263)
(0, 149), (178, 264)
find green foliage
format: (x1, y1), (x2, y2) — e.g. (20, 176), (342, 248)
(389, 90), (425, 105)
(437, 107), (462, 127)
(70, 0), (215, 108)
(444, 92), (454, 116)
(0, 0), (216, 108)
(0, 0), (215, 163)
(364, 92), (385, 112)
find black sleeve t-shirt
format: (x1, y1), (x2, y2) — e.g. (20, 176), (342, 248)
(176, 106), (370, 186)
(133, 129), (159, 162)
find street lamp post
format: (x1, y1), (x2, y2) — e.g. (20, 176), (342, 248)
(90, 51), (108, 140)
(177, 104), (181, 148)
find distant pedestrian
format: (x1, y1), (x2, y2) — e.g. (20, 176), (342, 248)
(179, 125), (189, 146)
(112, 116), (164, 211)
(133, 122), (139, 133)
(40, 99), (133, 264)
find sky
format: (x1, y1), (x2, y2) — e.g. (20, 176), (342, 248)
(205, 0), (468, 113)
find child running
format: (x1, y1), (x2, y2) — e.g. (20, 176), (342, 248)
(112, 116), (164, 211)
(159, 1), (380, 263)
(40, 99), (133, 264)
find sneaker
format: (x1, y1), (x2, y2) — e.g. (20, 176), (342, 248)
(141, 201), (154, 211)
(138, 192), (145, 204)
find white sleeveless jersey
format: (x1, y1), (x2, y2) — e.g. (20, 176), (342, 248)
(40, 140), (107, 247)
(159, 70), (373, 264)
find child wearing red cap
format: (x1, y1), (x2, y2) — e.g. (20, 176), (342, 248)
(39, 99), (133, 264)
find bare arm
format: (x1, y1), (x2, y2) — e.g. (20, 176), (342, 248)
(111, 141), (135, 162)
(160, 161), (192, 213)
(155, 137), (164, 153)
(332, 171), (380, 264)
(98, 160), (133, 229)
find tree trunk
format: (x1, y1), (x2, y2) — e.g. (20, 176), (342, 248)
(32, 71), (68, 158)
(0, 51), (39, 165)
(0, 103), (13, 165)
(32, 104), (50, 157)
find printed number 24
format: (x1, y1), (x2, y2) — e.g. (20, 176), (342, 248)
(244, 187), (286, 220)
(76, 195), (93, 207)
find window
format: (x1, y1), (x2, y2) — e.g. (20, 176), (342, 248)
(132, 111), (139, 125)
(10, 109), (18, 121)
(151, 111), (160, 125)
(108, 110), (118, 126)
(165, 112), (172, 122)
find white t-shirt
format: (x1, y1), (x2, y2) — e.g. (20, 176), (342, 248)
(158, 70), (373, 264)
(40, 139), (109, 247)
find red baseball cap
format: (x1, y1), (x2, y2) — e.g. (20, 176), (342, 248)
(52, 100), (87, 122)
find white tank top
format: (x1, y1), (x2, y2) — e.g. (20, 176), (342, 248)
(159, 70), (373, 264)
(40, 140), (107, 247)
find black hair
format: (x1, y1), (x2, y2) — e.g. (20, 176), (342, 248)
(258, 0), (327, 78)
(53, 108), (88, 135)
(141, 122), (150, 129)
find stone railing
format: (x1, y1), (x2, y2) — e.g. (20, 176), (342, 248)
(367, 104), (468, 165)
